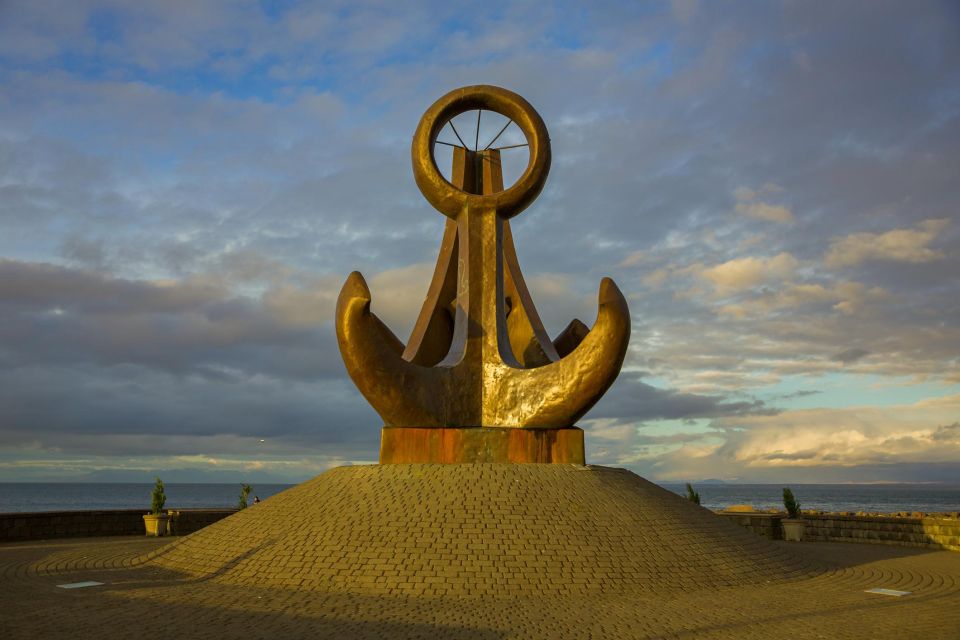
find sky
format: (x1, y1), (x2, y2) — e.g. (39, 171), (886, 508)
(0, 0), (958, 484)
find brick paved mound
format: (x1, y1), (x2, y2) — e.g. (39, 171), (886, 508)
(143, 464), (818, 597)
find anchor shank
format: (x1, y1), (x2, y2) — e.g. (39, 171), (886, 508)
(441, 204), (516, 371)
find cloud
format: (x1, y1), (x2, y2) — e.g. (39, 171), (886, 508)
(715, 280), (890, 318)
(366, 263), (435, 340)
(831, 347), (870, 363)
(633, 394), (960, 482)
(261, 277), (341, 329)
(0, 259), (226, 313)
(734, 184), (795, 224)
(824, 218), (950, 268)
(716, 395), (960, 467)
(697, 252), (799, 293)
(932, 422), (960, 442)
(586, 372), (772, 422)
(641, 268), (670, 288)
(0, 258), (344, 379)
(736, 201), (795, 224)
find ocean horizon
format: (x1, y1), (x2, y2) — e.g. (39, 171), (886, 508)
(0, 481), (957, 515)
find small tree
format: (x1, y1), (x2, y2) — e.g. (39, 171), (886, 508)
(783, 487), (801, 519)
(685, 482), (701, 505)
(151, 477), (166, 515)
(238, 483), (252, 510)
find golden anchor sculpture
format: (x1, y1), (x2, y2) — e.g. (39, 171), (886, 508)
(336, 85), (631, 464)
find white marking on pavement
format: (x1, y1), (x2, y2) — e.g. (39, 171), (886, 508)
(865, 588), (911, 597)
(57, 581), (104, 589)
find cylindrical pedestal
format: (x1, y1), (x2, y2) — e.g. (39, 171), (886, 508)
(379, 427), (585, 464)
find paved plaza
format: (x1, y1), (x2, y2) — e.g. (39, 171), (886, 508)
(2, 537), (958, 639)
(2, 465), (958, 639)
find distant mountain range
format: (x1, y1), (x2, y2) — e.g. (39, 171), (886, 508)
(67, 467), (298, 484)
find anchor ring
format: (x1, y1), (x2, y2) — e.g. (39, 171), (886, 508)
(411, 85), (551, 220)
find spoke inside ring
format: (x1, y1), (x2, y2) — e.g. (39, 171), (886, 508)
(447, 120), (468, 148)
(483, 119), (513, 150)
(434, 110), (530, 190)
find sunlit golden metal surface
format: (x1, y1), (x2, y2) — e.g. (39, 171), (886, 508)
(411, 85), (551, 220)
(335, 85), (631, 441)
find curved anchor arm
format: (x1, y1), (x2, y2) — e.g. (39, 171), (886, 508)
(481, 277), (631, 427)
(336, 271), (630, 429)
(336, 271), (453, 426)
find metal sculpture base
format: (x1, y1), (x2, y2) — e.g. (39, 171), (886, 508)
(379, 427), (585, 464)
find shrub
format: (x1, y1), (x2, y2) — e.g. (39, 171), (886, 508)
(151, 477), (166, 515)
(783, 487), (801, 518)
(238, 483), (252, 510)
(685, 482), (701, 505)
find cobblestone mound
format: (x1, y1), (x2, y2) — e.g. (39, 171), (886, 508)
(144, 464), (818, 597)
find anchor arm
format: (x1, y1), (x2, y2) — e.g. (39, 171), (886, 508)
(336, 271), (453, 426)
(482, 277), (631, 427)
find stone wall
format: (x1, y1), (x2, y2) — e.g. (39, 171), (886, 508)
(5, 504), (957, 551)
(803, 513), (960, 551)
(167, 509), (237, 536)
(718, 510), (960, 551)
(0, 508), (236, 542)
(718, 512), (784, 540)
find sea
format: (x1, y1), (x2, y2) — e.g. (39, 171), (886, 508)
(0, 483), (295, 513)
(0, 482), (957, 514)
(659, 483), (960, 514)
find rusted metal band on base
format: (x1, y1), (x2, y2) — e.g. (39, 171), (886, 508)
(379, 427), (585, 464)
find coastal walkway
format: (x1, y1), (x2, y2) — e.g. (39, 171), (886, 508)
(2, 532), (959, 637)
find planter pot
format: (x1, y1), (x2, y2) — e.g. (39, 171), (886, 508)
(143, 514), (169, 537)
(782, 518), (804, 542)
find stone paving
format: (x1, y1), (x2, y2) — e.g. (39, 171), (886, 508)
(145, 465), (817, 596)
(1, 465), (958, 639)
